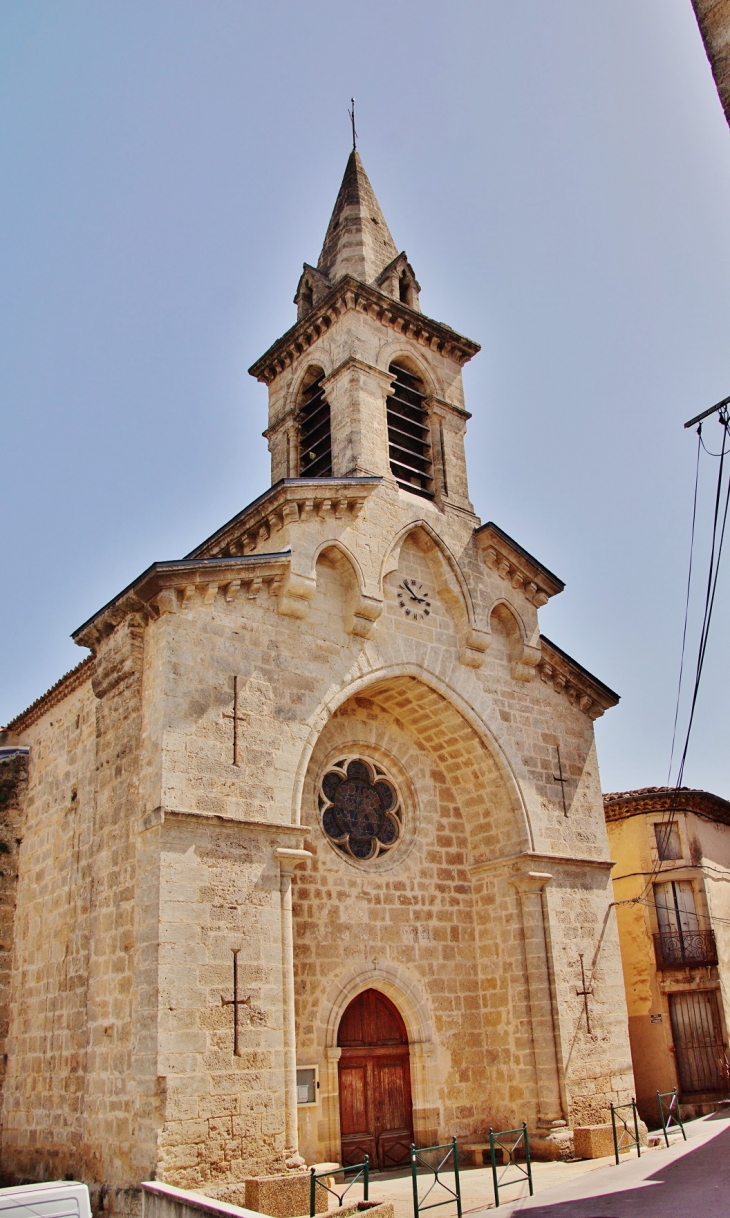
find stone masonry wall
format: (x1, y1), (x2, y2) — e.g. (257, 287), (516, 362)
(152, 815), (293, 1190)
(148, 494), (633, 1171)
(2, 455), (633, 1190)
(0, 755), (26, 1109)
(0, 677), (97, 1184)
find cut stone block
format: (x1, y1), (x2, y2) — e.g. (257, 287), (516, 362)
(573, 1125), (615, 1159)
(244, 1174), (326, 1218)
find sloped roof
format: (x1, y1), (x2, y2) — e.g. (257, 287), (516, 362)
(604, 785), (730, 825)
(317, 151), (399, 284)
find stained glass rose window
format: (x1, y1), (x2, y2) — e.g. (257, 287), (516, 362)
(319, 757), (403, 861)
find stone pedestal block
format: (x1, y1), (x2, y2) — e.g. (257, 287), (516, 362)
(573, 1125), (615, 1159)
(244, 1174), (325, 1218)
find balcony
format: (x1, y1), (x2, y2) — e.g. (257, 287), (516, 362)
(654, 929), (718, 970)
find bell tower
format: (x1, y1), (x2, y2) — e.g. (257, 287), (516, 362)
(250, 151), (481, 516)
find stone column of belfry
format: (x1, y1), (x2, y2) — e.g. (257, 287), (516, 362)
(322, 359), (394, 479)
(510, 872), (566, 1130)
(275, 847), (312, 1166)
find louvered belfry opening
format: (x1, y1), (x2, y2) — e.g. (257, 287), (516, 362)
(298, 371), (332, 477)
(387, 363), (433, 498)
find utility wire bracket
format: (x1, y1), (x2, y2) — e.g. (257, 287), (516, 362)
(684, 395), (730, 429)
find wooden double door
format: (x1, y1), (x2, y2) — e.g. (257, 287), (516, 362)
(338, 989), (414, 1170)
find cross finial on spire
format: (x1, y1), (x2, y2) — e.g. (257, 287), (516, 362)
(348, 97), (357, 151)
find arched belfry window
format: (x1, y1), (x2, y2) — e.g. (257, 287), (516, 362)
(399, 273), (415, 308)
(387, 363), (433, 499)
(298, 370), (332, 478)
(300, 280), (314, 315)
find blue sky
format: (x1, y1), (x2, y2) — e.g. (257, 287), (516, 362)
(2, 0), (730, 796)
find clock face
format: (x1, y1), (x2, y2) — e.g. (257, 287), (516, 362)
(397, 578), (432, 622)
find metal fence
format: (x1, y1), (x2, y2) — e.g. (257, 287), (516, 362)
(309, 1158), (369, 1218)
(488, 1124), (532, 1209)
(610, 1099), (641, 1165)
(656, 1088), (686, 1147)
(410, 1138), (461, 1218)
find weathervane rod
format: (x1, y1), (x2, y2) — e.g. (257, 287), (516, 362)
(348, 97), (357, 151)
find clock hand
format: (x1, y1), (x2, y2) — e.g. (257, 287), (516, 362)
(408, 592), (427, 604)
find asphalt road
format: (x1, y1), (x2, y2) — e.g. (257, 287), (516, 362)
(498, 1110), (730, 1217)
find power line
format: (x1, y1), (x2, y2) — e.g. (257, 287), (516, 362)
(667, 426), (701, 784)
(612, 893), (730, 929)
(640, 404), (730, 904)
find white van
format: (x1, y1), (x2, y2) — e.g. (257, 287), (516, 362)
(0, 1182), (91, 1218)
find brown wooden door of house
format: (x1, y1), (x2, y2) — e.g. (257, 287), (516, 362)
(338, 989), (413, 1170)
(669, 990), (729, 1094)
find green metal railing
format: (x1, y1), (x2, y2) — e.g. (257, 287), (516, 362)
(309, 1158), (369, 1218)
(657, 1088), (686, 1147)
(410, 1138), (461, 1218)
(610, 1099), (641, 1165)
(488, 1124), (533, 1208)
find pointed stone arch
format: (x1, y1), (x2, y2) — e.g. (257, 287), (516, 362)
(489, 599), (541, 683)
(311, 541), (382, 639)
(316, 962), (441, 1156)
(321, 961), (436, 1055)
(286, 359), (332, 416)
(292, 661), (533, 855)
(376, 342), (441, 399)
(293, 364), (333, 479)
(312, 539), (366, 594)
(382, 520), (490, 666)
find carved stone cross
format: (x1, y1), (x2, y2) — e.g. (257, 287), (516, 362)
(222, 675), (247, 766)
(576, 953), (593, 1035)
(221, 948), (250, 1057)
(552, 745), (568, 816)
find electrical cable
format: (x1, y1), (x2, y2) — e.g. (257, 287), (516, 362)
(611, 894), (730, 927)
(676, 409), (730, 779)
(639, 409), (730, 905)
(612, 861), (730, 883)
(667, 426), (701, 784)
(700, 433), (730, 458)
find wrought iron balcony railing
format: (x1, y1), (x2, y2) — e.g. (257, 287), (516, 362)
(654, 929), (718, 969)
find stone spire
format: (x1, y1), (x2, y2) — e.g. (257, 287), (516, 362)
(317, 151), (399, 285)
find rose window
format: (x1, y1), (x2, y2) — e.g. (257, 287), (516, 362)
(319, 758), (403, 861)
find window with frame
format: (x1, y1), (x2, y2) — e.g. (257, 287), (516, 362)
(319, 757), (403, 862)
(654, 821), (682, 861)
(387, 363), (433, 499)
(298, 371), (332, 477)
(654, 880), (698, 935)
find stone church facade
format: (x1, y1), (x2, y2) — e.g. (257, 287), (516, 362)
(0, 151), (633, 1209)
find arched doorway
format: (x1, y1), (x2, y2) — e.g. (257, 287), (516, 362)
(337, 989), (414, 1169)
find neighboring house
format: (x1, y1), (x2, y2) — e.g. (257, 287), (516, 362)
(605, 787), (730, 1125)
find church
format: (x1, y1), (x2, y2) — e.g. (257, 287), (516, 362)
(0, 150), (634, 1211)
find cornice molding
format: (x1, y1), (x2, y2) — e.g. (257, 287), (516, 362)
(475, 521), (564, 607)
(3, 656), (94, 735)
(425, 394), (471, 422)
(604, 786), (730, 826)
(72, 551), (292, 651)
(538, 635), (619, 720)
(469, 850), (615, 877)
(186, 476), (381, 561)
(141, 806), (311, 836)
(248, 276), (481, 385)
